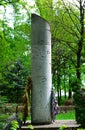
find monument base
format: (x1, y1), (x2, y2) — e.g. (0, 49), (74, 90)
(21, 120), (80, 130)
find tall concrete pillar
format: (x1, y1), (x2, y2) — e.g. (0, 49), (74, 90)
(31, 14), (52, 124)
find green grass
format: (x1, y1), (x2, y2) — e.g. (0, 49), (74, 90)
(56, 110), (75, 120)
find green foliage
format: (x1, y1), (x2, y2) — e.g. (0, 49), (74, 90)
(35, 0), (85, 104)
(77, 128), (84, 130)
(0, 114), (10, 130)
(74, 88), (85, 128)
(5, 60), (28, 103)
(59, 125), (67, 130)
(70, 78), (81, 92)
(0, 122), (4, 130)
(0, 96), (8, 108)
(10, 120), (19, 130)
(35, 0), (76, 97)
(0, 0), (31, 102)
(0, 112), (22, 130)
(0, 114), (10, 120)
(28, 124), (34, 130)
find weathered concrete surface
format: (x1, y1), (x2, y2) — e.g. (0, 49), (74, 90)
(21, 120), (80, 130)
(31, 14), (52, 124)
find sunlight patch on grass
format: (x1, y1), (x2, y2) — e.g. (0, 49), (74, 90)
(56, 110), (75, 120)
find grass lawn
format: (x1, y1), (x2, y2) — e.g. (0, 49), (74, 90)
(56, 110), (75, 120)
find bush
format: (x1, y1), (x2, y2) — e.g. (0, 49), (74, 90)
(74, 88), (85, 128)
(0, 96), (8, 108)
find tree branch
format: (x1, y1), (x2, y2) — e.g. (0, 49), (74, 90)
(52, 37), (77, 53)
(61, 0), (80, 37)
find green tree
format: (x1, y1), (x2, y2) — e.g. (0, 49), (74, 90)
(36, 0), (85, 91)
(0, 0), (32, 101)
(4, 60), (28, 102)
(35, 0), (75, 99)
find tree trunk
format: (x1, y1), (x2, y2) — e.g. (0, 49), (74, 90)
(68, 89), (72, 99)
(63, 62), (66, 99)
(68, 65), (72, 99)
(57, 70), (61, 105)
(76, 0), (84, 81)
(60, 87), (62, 100)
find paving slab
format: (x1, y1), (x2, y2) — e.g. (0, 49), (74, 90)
(21, 120), (80, 130)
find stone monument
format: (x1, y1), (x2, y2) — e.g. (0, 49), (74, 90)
(31, 14), (52, 124)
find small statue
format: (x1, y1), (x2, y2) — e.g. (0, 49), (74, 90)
(23, 77), (32, 124)
(51, 87), (59, 122)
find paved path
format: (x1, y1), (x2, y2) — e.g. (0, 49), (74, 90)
(21, 120), (80, 130)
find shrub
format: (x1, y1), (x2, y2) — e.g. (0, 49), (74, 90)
(74, 88), (85, 128)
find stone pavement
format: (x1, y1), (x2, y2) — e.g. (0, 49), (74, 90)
(21, 120), (80, 130)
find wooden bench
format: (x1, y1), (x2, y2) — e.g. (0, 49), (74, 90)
(59, 105), (75, 113)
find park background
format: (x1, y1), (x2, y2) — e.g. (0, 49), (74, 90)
(0, 0), (85, 129)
